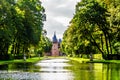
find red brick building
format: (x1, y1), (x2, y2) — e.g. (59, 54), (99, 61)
(51, 32), (61, 56)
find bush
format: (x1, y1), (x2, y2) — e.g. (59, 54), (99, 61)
(0, 54), (13, 60)
(103, 54), (120, 60)
(14, 54), (30, 59)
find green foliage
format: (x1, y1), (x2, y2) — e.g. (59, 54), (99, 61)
(0, 0), (46, 60)
(38, 34), (52, 54)
(61, 0), (120, 59)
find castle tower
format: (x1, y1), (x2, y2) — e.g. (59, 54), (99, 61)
(51, 32), (60, 56)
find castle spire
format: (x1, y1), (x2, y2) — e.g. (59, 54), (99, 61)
(52, 31), (58, 43)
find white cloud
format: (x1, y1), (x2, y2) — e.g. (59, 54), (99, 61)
(57, 4), (67, 8)
(54, 16), (71, 26)
(41, 0), (81, 39)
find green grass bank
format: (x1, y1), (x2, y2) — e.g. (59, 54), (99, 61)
(68, 57), (120, 64)
(0, 57), (44, 65)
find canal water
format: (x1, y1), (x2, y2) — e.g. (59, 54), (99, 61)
(0, 58), (120, 80)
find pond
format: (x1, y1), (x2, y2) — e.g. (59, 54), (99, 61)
(0, 58), (120, 80)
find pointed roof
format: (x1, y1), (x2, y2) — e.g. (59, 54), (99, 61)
(58, 38), (62, 43)
(52, 32), (58, 43)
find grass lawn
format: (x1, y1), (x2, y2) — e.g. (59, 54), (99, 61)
(68, 57), (90, 63)
(0, 57), (44, 65)
(2, 56), (120, 65)
(88, 59), (120, 63)
(68, 57), (120, 64)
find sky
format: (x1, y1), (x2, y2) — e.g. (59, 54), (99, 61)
(41, 0), (80, 40)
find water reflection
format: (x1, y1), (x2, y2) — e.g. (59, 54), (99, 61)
(0, 71), (41, 80)
(0, 62), (40, 72)
(0, 59), (120, 80)
(69, 60), (120, 80)
(36, 58), (73, 80)
(0, 58), (73, 80)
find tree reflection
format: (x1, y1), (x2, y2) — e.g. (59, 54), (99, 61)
(68, 60), (120, 80)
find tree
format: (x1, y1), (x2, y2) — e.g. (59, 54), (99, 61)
(0, 0), (15, 60)
(37, 30), (52, 56)
(62, 0), (120, 59)
(0, 0), (46, 60)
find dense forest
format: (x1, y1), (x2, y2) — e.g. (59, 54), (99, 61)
(0, 0), (52, 60)
(61, 0), (120, 60)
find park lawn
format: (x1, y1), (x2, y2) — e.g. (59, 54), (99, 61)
(0, 57), (44, 65)
(88, 59), (120, 63)
(68, 57), (90, 63)
(68, 57), (120, 64)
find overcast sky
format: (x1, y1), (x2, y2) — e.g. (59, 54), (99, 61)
(41, 0), (80, 40)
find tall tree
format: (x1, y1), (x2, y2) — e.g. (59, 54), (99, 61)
(0, 0), (15, 59)
(62, 0), (120, 59)
(0, 0), (46, 59)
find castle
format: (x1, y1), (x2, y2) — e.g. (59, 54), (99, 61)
(51, 32), (61, 56)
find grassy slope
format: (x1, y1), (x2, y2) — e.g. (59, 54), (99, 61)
(68, 57), (89, 63)
(0, 57), (44, 65)
(68, 57), (120, 64)
(2, 56), (120, 65)
(88, 59), (120, 63)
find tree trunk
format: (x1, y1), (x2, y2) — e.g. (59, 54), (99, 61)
(108, 34), (112, 54)
(104, 33), (109, 55)
(90, 35), (104, 55)
(101, 34), (104, 50)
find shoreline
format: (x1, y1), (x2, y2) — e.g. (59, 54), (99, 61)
(0, 57), (44, 65)
(67, 57), (120, 64)
(1, 56), (120, 65)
